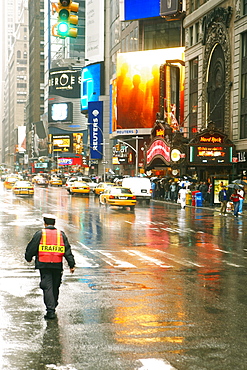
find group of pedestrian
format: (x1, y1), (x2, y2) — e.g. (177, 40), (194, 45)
(218, 185), (245, 217)
(151, 179), (180, 202)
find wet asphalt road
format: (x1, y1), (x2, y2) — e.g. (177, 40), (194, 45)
(0, 183), (247, 370)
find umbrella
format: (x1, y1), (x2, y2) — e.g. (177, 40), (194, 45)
(227, 183), (243, 189)
(232, 179), (247, 185)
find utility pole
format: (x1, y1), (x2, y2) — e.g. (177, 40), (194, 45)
(118, 136), (143, 176)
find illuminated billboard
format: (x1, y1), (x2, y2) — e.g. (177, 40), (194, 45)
(81, 63), (103, 112)
(51, 133), (84, 154)
(49, 69), (81, 99)
(116, 48), (184, 130)
(189, 133), (233, 165)
(48, 102), (73, 123)
(120, 0), (160, 21)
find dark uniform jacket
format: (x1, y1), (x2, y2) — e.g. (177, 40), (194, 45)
(25, 226), (75, 270)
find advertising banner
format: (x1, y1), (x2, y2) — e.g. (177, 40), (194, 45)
(116, 48), (184, 131)
(49, 69), (81, 98)
(88, 101), (103, 160)
(81, 63), (103, 112)
(120, 0), (160, 21)
(85, 0), (104, 63)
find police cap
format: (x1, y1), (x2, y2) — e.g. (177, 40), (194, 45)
(42, 213), (57, 222)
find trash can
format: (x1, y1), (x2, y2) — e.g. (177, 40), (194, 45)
(195, 191), (203, 207)
(192, 190), (200, 206)
(186, 191), (192, 205)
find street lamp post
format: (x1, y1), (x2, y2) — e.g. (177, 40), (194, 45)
(118, 136), (143, 176)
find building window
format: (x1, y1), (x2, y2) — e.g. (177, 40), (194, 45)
(241, 32), (247, 138)
(244, 0), (247, 15)
(17, 50), (21, 58)
(143, 19), (181, 50)
(17, 83), (27, 88)
(189, 26), (193, 46)
(195, 22), (199, 43)
(189, 57), (199, 138)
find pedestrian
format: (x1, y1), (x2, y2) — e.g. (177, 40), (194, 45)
(218, 185), (229, 215)
(206, 181), (214, 206)
(170, 182), (177, 202)
(238, 186), (245, 214)
(164, 181), (171, 201)
(199, 181), (208, 204)
(178, 184), (187, 209)
(25, 214), (75, 319)
(151, 180), (156, 199)
(230, 189), (244, 217)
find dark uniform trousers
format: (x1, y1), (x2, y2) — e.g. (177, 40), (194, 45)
(39, 268), (62, 313)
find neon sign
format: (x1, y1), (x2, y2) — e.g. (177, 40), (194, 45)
(197, 147), (225, 157)
(199, 136), (223, 144)
(147, 139), (170, 164)
(156, 129), (164, 137)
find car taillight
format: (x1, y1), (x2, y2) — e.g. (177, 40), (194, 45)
(109, 195), (115, 199)
(132, 196), (136, 200)
(150, 189), (152, 194)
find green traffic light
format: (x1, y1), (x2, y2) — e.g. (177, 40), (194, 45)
(57, 21), (69, 36)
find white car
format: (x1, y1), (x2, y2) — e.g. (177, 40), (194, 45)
(121, 177), (152, 204)
(65, 177), (79, 192)
(65, 176), (97, 192)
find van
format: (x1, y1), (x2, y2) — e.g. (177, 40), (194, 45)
(121, 177), (152, 204)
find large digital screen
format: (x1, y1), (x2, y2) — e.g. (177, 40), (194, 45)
(53, 135), (71, 152)
(121, 0), (160, 20)
(116, 48), (184, 130)
(49, 69), (81, 98)
(48, 102), (73, 123)
(81, 63), (103, 112)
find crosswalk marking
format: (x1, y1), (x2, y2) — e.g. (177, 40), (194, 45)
(154, 249), (203, 268)
(125, 250), (172, 268)
(75, 242), (245, 270)
(96, 251), (136, 268)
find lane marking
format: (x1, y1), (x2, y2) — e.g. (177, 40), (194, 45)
(139, 358), (177, 370)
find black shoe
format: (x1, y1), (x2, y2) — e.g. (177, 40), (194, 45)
(44, 312), (56, 320)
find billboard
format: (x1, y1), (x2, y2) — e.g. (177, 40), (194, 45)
(116, 48), (184, 130)
(33, 121), (48, 157)
(85, 0), (104, 63)
(88, 101), (103, 160)
(50, 133), (84, 154)
(81, 63), (103, 112)
(160, 0), (183, 17)
(17, 126), (26, 153)
(48, 102), (73, 123)
(49, 69), (81, 98)
(120, 0), (160, 21)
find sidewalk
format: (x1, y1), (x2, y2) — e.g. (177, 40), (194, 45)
(151, 198), (246, 216)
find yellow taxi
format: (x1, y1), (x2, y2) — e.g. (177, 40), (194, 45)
(93, 182), (115, 196)
(4, 176), (20, 189)
(49, 177), (63, 186)
(12, 181), (34, 196)
(69, 181), (90, 195)
(99, 186), (136, 210)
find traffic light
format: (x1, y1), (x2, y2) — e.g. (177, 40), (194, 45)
(52, 0), (79, 38)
